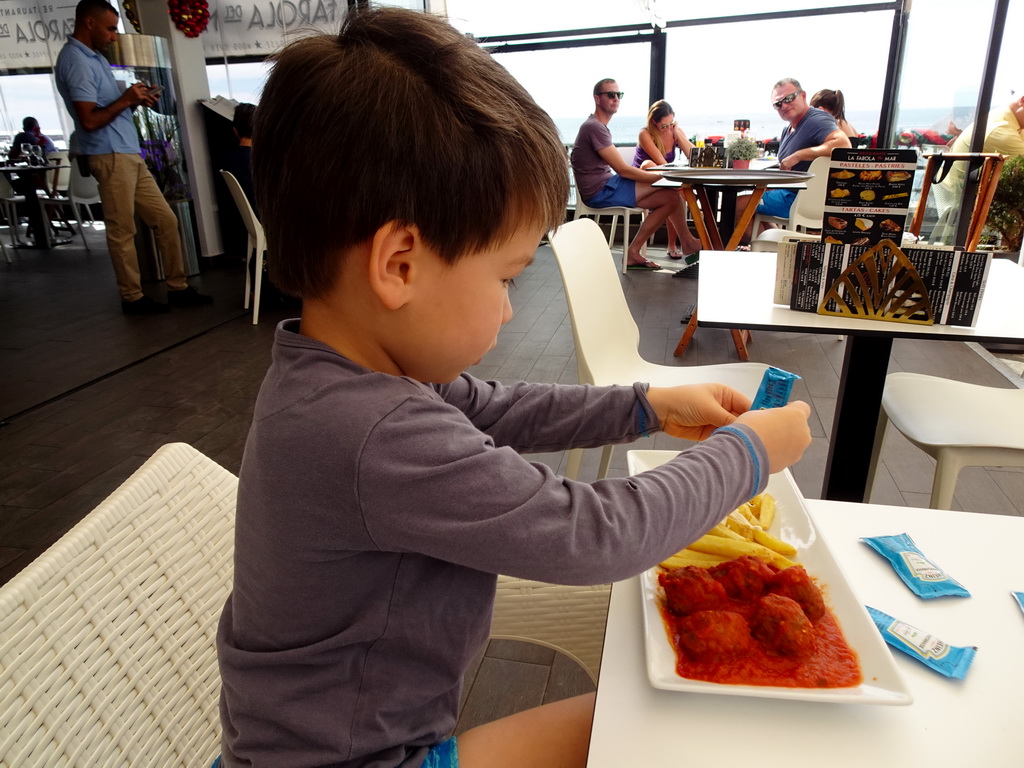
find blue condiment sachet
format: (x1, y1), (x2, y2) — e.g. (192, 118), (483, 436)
(751, 366), (801, 410)
(867, 606), (976, 679)
(861, 533), (969, 598)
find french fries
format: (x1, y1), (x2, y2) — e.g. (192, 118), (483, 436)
(658, 492), (797, 571)
(687, 533), (796, 570)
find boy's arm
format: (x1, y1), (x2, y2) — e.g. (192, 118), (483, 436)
(436, 376), (656, 453)
(360, 399), (770, 585)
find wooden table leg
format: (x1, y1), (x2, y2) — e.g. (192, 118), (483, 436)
(674, 183), (755, 359)
(681, 186), (714, 249)
(726, 186), (765, 251)
(673, 310), (699, 357)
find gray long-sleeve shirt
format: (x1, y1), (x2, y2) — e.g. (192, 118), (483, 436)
(217, 320), (767, 767)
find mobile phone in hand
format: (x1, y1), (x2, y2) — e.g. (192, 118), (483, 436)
(146, 85), (164, 97)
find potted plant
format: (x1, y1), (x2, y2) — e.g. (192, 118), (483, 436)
(986, 155), (1024, 252)
(726, 136), (759, 170)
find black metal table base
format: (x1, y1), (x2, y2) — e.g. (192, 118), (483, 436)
(822, 335), (893, 502)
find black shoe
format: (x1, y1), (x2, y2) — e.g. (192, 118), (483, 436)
(122, 296), (170, 315)
(167, 286), (214, 307)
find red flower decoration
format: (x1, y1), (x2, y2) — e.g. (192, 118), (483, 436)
(167, 0), (210, 38)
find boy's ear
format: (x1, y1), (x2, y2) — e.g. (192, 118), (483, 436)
(366, 222), (423, 310)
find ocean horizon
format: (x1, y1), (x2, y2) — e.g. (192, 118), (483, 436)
(554, 106), (976, 147)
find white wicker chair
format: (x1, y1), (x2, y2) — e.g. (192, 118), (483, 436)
(0, 443), (609, 765)
(0, 443), (236, 768)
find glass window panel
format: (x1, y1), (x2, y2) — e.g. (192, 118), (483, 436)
(894, 0), (997, 243)
(206, 61), (272, 104)
(896, 0), (998, 138)
(659, 0), (879, 20)
(446, 0), (648, 37)
(665, 11), (890, 144)
(492, 42), (650, 146)
(0, 74), (66, 147)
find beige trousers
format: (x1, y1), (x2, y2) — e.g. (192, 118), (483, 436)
(88, 153), (188, 301)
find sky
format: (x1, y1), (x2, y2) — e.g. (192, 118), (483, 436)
(1, 0), (1020, 142)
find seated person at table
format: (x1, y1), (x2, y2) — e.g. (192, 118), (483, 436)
(737, 78), (851, 242)
(9, 116), (57, 161)
(571, 79), (695, 270)
(930, 90), (1024, 244)
(215, 9), (813, 768)
(810, 89), (858, 138)
(223, 102), (257, 212)
(633, 99), (702, 260)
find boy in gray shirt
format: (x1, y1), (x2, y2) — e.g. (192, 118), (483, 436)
(216, 8), (812, 768)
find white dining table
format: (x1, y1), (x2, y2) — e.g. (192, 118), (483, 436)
(586, 498), (1024, 767)
(696, 250), (1024, 502)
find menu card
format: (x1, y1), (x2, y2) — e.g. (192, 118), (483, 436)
(688, 146), (726, 168)
(774, 240), (991, 327)
(821, 149), (917, 245)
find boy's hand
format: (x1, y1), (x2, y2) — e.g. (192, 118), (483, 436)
(646, 383), (752, 442)
(733, 401), (812, 474)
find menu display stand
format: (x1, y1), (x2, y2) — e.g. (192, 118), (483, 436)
(820, 148), (917, 245)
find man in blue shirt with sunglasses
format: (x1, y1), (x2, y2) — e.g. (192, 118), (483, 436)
(738, 77), (850, 230)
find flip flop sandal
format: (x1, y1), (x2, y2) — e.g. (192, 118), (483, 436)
(627, 260), (663, 271)
(668, 250), (684, 260)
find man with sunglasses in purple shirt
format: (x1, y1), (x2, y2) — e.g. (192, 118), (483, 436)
(571, 78), (694, 270)
(738, 77), (850, 232)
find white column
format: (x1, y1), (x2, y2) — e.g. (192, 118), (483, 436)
(135, 2), (222, 258)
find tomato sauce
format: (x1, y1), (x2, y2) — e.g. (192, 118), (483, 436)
(658, 557), (862, 688)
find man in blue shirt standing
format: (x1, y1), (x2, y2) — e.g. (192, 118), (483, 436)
(55, 0), (212, 315)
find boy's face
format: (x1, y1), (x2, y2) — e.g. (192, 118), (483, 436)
(403, 225), (543, 383)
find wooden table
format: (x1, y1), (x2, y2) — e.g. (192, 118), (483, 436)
(696, 250), (1024, 502)
(587, 497), (1024, 767)
(655, 169), (811, 360)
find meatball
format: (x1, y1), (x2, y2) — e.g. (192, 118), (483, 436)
(751, 594), (816, 659)
(710, 555), (777, 601)
(659, 566), (727, 616)
(673, 610), (752, 662)
(769, 565), (825, 621)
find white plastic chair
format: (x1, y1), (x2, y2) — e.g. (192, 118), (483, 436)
(548, 217), (770, 480)
(44, 150), (70, 196)
(491, 577), (609, 681)
(867, 372), (1024, 509)
(68, 159), (102, 229)
(220, 169), (266, 325)
(0, 443), (236, 767)
(573, 196), (647, 275)
(751, 155), (832, 234)
(0, 173), (25, 254)
(39, 153), (89, 250)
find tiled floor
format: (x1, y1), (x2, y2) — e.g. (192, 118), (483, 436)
(2, 220), (1022, 720)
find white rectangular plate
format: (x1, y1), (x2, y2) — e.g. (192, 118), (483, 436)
(627, 450), (912, 705)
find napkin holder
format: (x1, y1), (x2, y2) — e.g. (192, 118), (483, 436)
(817, 239), (934, 325)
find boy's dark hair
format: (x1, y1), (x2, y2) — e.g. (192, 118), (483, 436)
(233, 103), (255, 139)
(75, 0), (117, 23)
(22, 116), (38, 131)
(253, 7), (569, 299)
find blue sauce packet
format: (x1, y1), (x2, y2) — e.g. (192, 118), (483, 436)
(751, 367), (801, 410)
(861, 533), (969, 598)
(1013, 592), (1024, 617)
(867, 606), (976, 680)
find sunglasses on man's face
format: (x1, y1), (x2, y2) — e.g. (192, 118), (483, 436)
(772, 91), (802, 110)
(599, 91), (624, 100)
